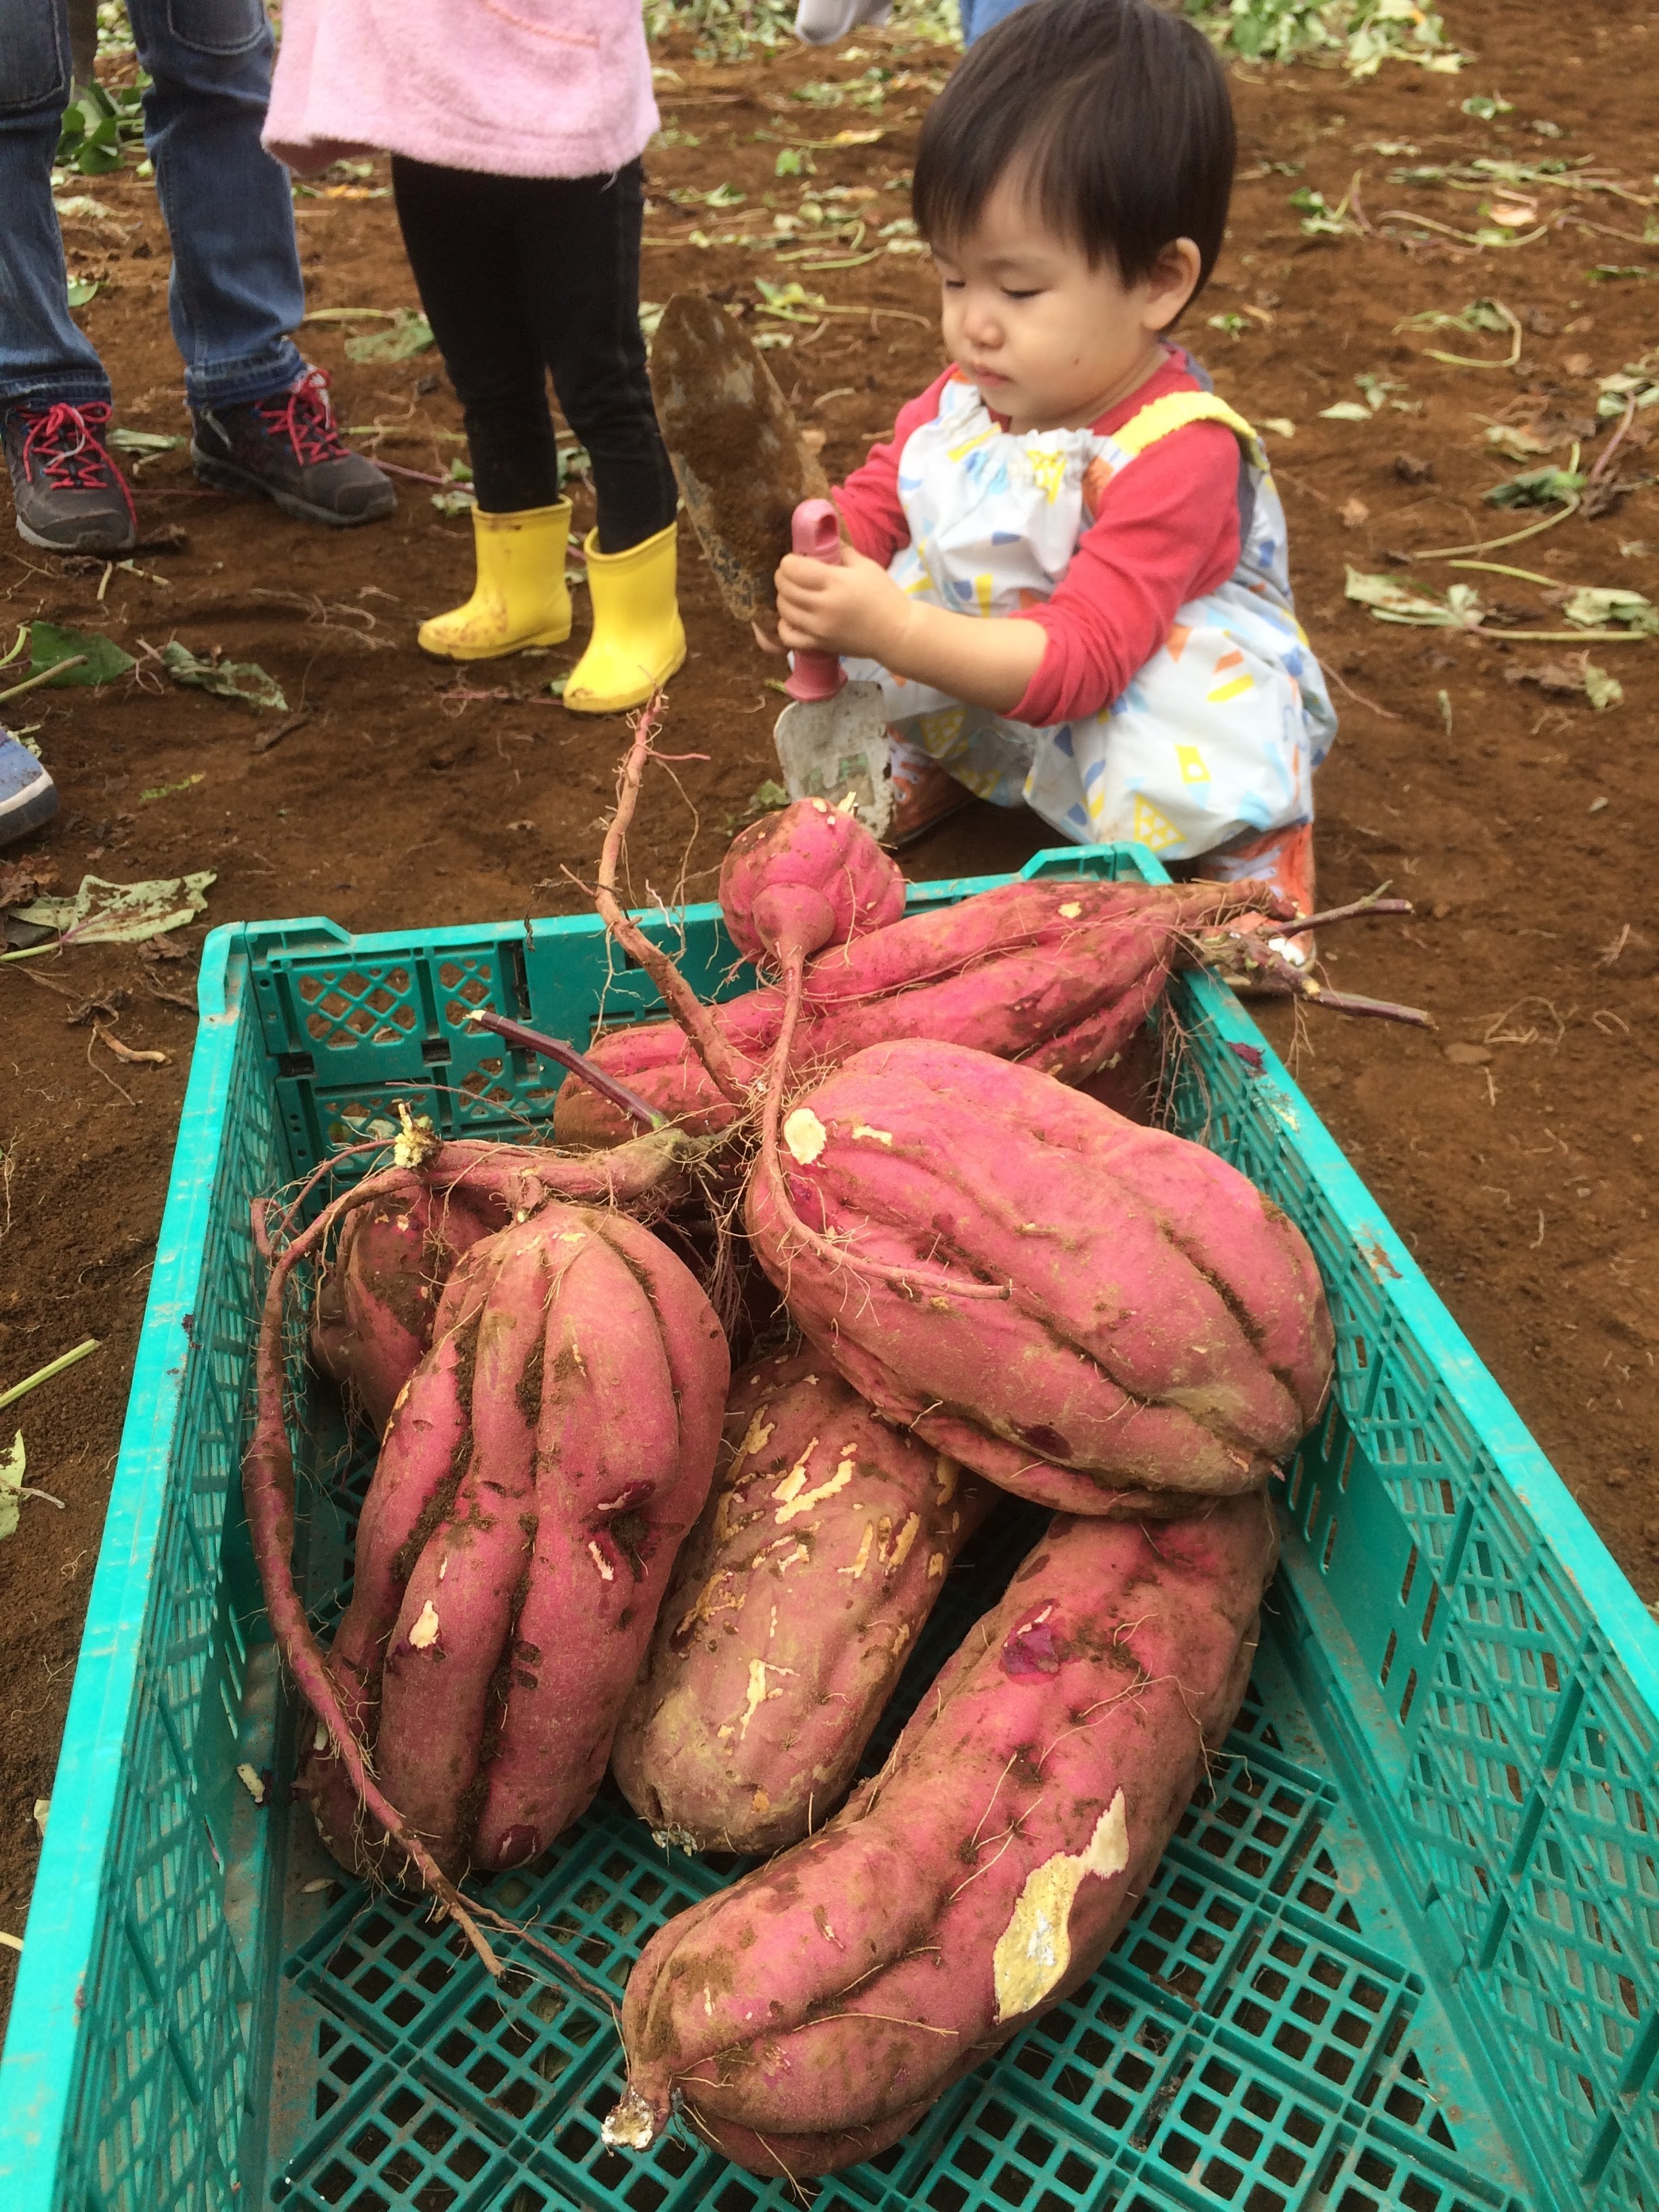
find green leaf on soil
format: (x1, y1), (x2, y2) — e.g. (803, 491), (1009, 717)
(1318, 401), (1373, 422)
(139, 773), (205, 804)
(431, 488), (476, 516)
(1561, 586), (1659, 634)
(28, 621), (135, 685)
(66, 279), (100, 307)
(159, 640), (287, 710)
(344, 310), (434, 363)
(0, 1433), (23, 1544)
(1460, 92), (1513, 120)
(1345, 567), (1486, 628)
(1583, 661), (1624, 710)
(107, 428), (182, 455)
(8, 870), (215, 949)
(1483, 467), (1584, 510)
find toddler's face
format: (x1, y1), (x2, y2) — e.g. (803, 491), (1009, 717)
(930, 172), (1200, 434)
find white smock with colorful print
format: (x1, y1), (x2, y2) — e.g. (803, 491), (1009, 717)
(840, 375), (1338, 859)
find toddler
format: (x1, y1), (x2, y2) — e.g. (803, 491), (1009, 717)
(771, 0), (1335, 923)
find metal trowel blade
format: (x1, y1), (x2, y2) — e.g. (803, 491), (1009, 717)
(773, 681), (894, 842)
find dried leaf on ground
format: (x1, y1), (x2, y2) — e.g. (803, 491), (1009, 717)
(159, 640), (287, 711)
(9, 870), (215, 949)
(1504, 661), (1587, 697)
(1340, 497), (1371, 529)
(1345, 567), (1486, 628)
(1561, 586), (1659, 633)
(0, 859), (59, 912)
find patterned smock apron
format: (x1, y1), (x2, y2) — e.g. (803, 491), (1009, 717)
(841, 372), (1338, 860)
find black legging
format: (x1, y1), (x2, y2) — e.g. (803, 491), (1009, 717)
(390, 156), (679, 552)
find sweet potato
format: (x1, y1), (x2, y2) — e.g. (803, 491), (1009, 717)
(311, 1179), (504, 1432)
(604, 1490), (1278, 2173)
(744, 1038), (1332, 1511)
(720, 798), (904, 970)
(611, 1348), (996, 1853)
(554, 875), (1282, 1149)
(297, 1201), (728, 1883)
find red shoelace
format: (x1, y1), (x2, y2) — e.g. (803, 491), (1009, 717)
(251, 367), (352, 467)
(18, 399), (137, 527)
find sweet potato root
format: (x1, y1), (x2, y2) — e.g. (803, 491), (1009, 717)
(605, 1490), (1278, 2173)
(612, 1348), (996, 1853)
(310, 1180), (504, 1433)
(745, 1038), (1332, 1510)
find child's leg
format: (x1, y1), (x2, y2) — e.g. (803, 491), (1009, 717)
(389, 158), (560, 512)
(390, 159), (572, 659)
(512, 161), (684, 712)
(517, 161), (678, 556)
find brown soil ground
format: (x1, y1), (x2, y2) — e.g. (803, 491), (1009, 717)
(1, 0), (1656, 2037)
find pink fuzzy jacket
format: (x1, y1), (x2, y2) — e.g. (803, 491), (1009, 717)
(263, 0), (659, 180)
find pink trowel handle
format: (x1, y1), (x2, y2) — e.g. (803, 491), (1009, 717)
(783, 498), (848, 705)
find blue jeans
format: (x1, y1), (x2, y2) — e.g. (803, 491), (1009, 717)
(0, 0), (304, 412)
(958, 0), (1031, 40)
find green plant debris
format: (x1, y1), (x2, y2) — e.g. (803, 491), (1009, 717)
(1345, 568), (1487, 628)
(432, 487), (476, 515)
(3, 870), (215, 958)
(345, 310), (434, 363)
(1583, 661), (1624, 710)
(159, 641), (287, 710)
(0, 1339), (100, 1415)
(0, 1434), (25, 1544)
(139, 773), (205, 804)
(1588, 265), (1659, 285)
(1460, 92), (1513, 121)
(1483, 466), (1585, 510)
(56, 79), (146, 176)
(29, 621), (134, 685)
(1183, 0), (1463, 76)
(1561, 586), (1659, 634)
(65, 279), (100, 307)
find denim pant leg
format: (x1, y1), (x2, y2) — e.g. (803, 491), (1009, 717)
(126, 0), (305, 409)
(0, 1), (110, 408)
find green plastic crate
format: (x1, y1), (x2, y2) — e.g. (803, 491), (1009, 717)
(4, 844), (1657, 2212)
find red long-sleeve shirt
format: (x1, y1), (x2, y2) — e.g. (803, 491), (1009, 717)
(834, 349), (1244, 727)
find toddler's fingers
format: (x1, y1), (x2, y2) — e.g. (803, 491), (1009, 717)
(752, 618), (783, 655)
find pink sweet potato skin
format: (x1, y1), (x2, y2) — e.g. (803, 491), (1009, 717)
(300, 1203), (727, 1881)
(611, 1349), (996, 1853)
(720, 798), (905, 967)
(295, 1244), (490, 1871)
(745, 1039), (1333, 1509)
(469, 1209), (729, 1866)
(311, 1180), (504, 1433)
(554, 876), (1270, 1149)
(613, 1490), (1278, 2173)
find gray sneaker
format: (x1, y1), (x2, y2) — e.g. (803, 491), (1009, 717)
(3, 398), (136, 554)
(190, 366), (395, 527)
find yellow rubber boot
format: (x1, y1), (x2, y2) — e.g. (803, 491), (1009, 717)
(417, 499), (572, 660)
(563, 520), (687, 714)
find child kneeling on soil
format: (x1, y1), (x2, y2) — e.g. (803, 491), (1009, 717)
(771, 0), (1336, 927)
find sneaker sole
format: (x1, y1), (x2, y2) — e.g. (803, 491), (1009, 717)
(190, 447), (396, 529)
(15, 512), (135, 556)
(0, 771), (60, 848)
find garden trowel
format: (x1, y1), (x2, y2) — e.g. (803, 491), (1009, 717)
(771, 499), (895, 840)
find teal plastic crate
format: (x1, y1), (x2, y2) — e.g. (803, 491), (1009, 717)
(4, 844), (1658, 2212)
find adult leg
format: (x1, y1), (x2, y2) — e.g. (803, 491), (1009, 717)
(392, 157), (572, 657)
(125, 0), (390, 521)
(125, 0), (303, 406)
(0, 0), (137, 550)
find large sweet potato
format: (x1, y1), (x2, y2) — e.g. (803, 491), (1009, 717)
(554, 875), (1282, 1149)
(605, 1490), (1278, 2174)
(296, 1202), (728, 1883)
(611, 1348), (996, 1853)
(745, 1038), (1332, 1511)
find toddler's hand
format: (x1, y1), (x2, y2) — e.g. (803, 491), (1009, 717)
(773, 540), (908, 663)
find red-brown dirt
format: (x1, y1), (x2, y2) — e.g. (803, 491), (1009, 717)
(1, 0), (1656, 2034)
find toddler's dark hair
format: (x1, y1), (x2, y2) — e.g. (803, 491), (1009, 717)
(912, 0), (1235, 293)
